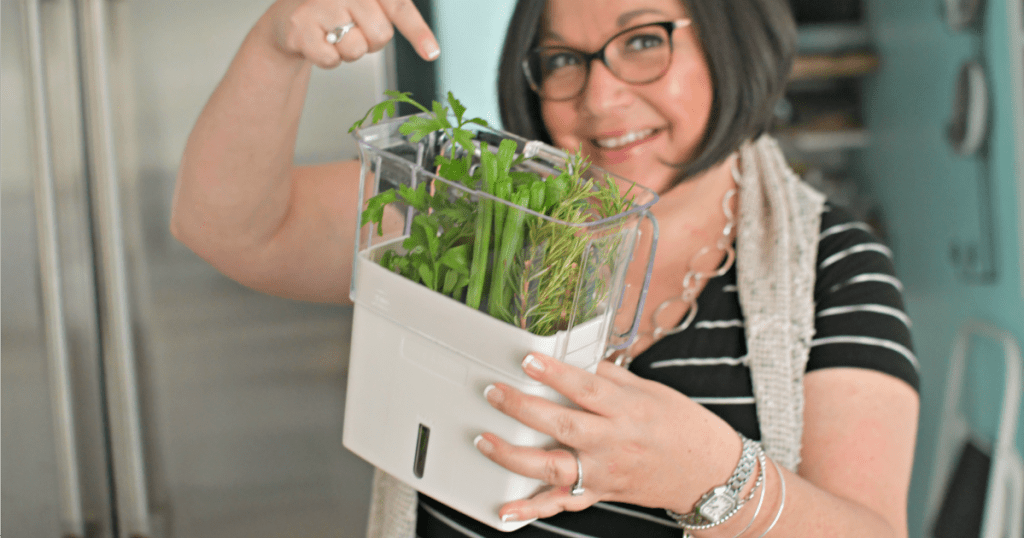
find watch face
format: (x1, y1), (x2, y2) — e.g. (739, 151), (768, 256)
(699, 488), (737, 522)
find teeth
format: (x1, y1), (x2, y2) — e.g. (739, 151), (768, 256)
(596, 129), (655, 149)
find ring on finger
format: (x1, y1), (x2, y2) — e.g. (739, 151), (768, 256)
(326, 22), (356, 44)
(570, 450), (585, 496)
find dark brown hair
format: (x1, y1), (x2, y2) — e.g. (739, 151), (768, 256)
(497, 0), (797, 183)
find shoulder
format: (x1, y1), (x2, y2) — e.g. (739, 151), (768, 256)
(814, 204), (901, 298)
(809, 202), (919, 391)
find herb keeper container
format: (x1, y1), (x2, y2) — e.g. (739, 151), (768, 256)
(343, 114), (658, 532)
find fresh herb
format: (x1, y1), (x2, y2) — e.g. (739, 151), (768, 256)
(354, 93), (635, 335)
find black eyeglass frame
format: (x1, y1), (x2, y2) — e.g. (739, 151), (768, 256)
(521, 19), (691, 101)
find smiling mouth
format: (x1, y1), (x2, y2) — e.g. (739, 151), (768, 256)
(593, 128), (658, 149)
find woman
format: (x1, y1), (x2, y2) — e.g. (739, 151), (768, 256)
(171, 0), (921, 536)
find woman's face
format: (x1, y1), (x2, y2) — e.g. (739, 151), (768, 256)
(539, 0), (713, 194)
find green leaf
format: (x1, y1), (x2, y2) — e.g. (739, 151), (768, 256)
(442, 269), (470, 297)
(383, 90), (430, 113)
(432, 100), (448, 124)
(372, 101), (395, 125)
(447, 92), (467, 124)
(409, 213), (440, 258)
(436, 155), (473, 186)
(417, 263), (435, 289)
(350, 91), (428, 132)
(442, 268), (459, 295)
(452, 129), (476, 160)
(389, 254), (410, 276)
(403, 216), (430, 256)
(435, 205), (475, 226)
(438, 244), (471, 275)
(400, 115), (449, 142)
(380, 249), (398, 271)
(529, 180), (546, 212)
(360, 189), (398, 235)
(544, 172), (570, 212)
(398, 183), (430, 212)
(466, 118), (489, 127)
(425, 224), (440, 260)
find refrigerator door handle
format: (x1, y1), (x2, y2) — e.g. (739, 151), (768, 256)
(23, 1), (87, 536)
(77, 0), (152, 536)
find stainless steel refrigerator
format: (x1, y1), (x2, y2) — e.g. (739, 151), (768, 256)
(2, 1), (392, 536)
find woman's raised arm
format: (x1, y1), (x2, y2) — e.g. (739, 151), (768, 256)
(170, 0), (438, 303)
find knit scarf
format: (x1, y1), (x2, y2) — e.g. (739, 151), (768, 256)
(364, 134), (825, 537)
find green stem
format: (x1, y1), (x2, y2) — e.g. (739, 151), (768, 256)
(489, 188), (530, 320)
(465, 144), (495, 309)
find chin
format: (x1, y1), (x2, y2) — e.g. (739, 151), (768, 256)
(601, 159), (676, 192)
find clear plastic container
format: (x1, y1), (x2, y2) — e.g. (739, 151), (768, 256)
(343, 114), (658, 531)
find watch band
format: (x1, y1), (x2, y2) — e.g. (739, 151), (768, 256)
(668, 434), (763, 531)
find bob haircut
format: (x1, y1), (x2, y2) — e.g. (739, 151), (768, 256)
(497, 0), (797, 183)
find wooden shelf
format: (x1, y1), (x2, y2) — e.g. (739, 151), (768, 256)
(775, 128), (870, 152)
(781, 17), (874, 155)
(790, 52), (880, 81)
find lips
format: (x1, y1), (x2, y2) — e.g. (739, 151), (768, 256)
(594, 128), (658, 149)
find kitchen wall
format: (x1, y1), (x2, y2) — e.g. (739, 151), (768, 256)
(859, 0), (1024, 534)
(433, 1), (515, 127)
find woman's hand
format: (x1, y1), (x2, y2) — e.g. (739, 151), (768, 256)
(475, 352), (743, 522)
(266, 0), (439, 68)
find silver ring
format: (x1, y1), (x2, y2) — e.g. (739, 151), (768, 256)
(326, 22), (356, 44)
(570, 450), (585, 496)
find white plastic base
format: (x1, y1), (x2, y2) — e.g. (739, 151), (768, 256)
(343, 242), (607, 532)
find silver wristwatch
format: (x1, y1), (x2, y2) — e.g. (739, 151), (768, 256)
(667, 434), (761, 531)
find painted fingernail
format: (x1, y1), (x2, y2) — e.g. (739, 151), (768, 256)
(522, 354), (545, 374)
(425, 44), (440, 60)
(501, 513), (519, 523)
(474, 434), (494, 454)
(484, 384), (503, 404)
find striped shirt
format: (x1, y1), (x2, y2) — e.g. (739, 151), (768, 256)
(418, 204), (919, 538)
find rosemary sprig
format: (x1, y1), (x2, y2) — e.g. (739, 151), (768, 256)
(509, 151), (634, 335)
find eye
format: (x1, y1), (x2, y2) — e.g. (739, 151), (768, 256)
(623, 33), (666, 53)
(543, 51), (582, 73)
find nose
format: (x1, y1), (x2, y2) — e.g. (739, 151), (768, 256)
(579, 59), (634, 114)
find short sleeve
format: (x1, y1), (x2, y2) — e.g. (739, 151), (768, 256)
(806, 205), (920, 392)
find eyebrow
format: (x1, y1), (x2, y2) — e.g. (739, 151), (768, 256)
(543, 8), (669, 44)
(616, 8), (667, 27)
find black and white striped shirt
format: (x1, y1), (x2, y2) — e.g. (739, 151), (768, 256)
(418, 204), (919, 538)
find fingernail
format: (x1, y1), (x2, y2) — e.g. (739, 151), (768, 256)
(474, 434), (494, 454)
(425, 44), (440, 60)
(484, 384), (503, 404)
(501, 513), (519, 523)
(522, 354), (545, 374)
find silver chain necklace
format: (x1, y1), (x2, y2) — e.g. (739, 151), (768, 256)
(615, 164), (740, 367)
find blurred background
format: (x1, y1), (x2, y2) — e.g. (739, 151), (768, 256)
(2, 0), (1022, 537)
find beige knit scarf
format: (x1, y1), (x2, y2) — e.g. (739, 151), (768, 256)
(364, 135), (825, 538)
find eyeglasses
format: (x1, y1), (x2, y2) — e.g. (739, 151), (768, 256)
(522, 19), (691, 101)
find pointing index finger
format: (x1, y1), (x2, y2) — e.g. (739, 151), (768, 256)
(380, 0), (439, 60)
